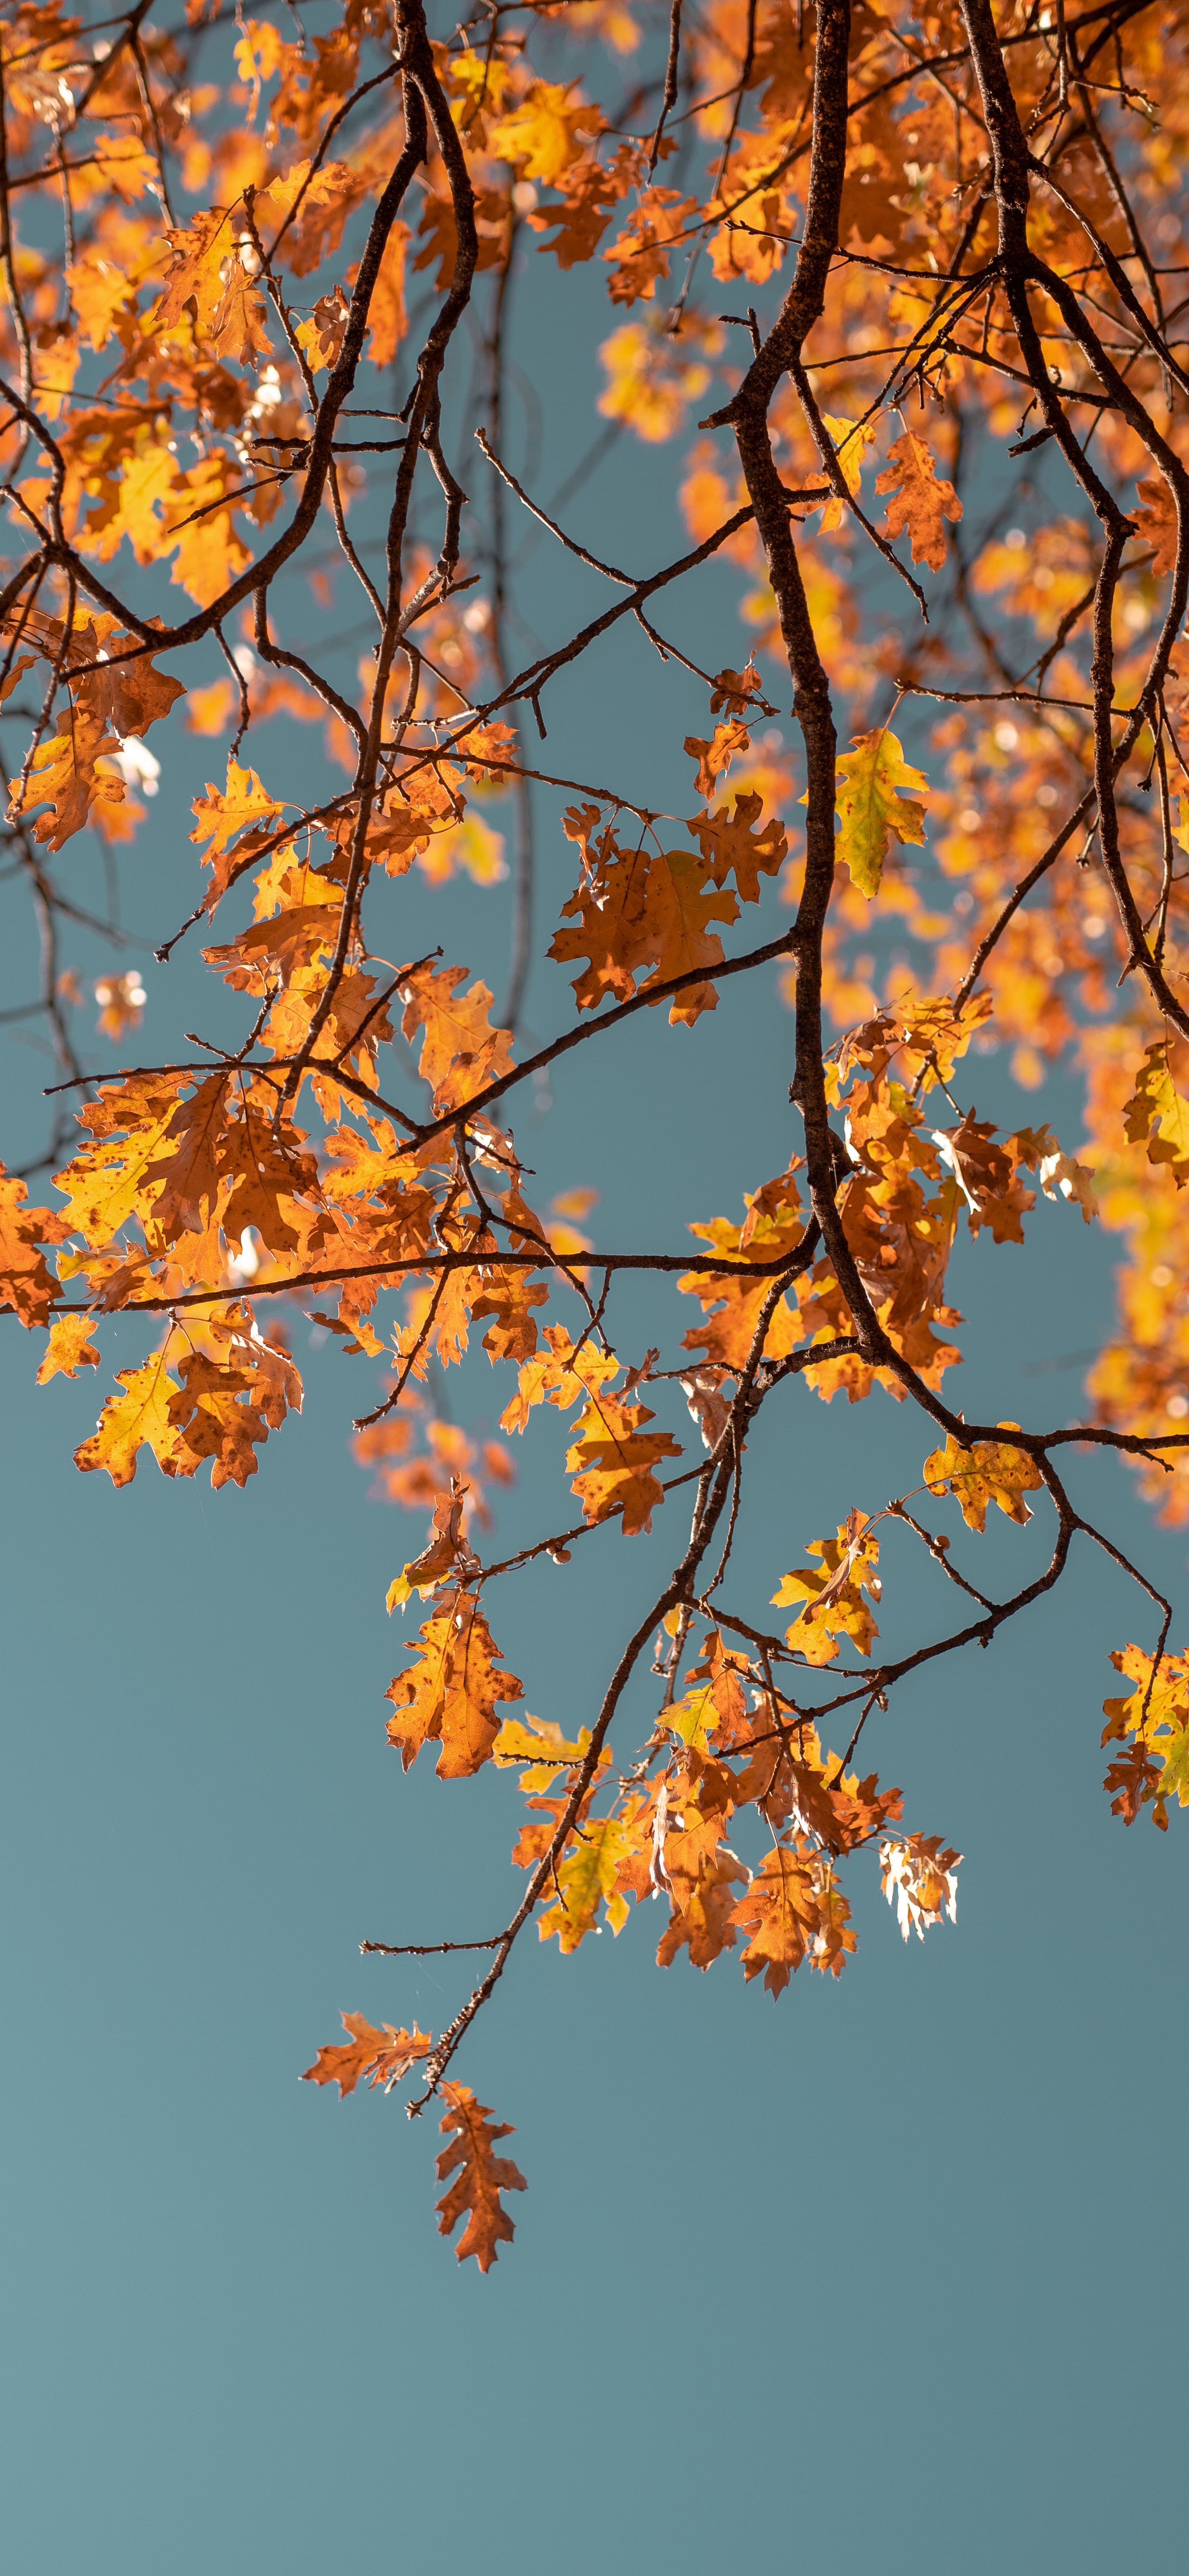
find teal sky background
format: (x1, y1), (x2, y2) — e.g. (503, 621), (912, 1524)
(2, 25), (1186, 2567)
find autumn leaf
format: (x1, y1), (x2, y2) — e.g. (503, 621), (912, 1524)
(387, 1473), (474, 1605)
(435, 2082), (527, 2272)
(684, 718), (750, 800)
(537, 1812), (634, 1949)
(922, 1427), (1043, 1532)
(773, 1510), (882, 1664)
(709, 660), (761, 716)
(166, 1339), (301, 1490)
(831, 727), (929, 899)
(665, 1629), (750, 1750)
(384, 1592), (524, 1777)
(0, 1166), (66, 1328)
(141, 1072), (231, 1238)
(74, 1354), (184, 1488)
(488, 81), (602, 185)
(655, 1842), (749, 1971)
(10, 703), (125, 849)
(151, 203), (272, 366)
(1122, 1042), (1189, 1185)
(549, 832), (736, 1021)
(685, 789), (787, 904)
(302, 2012), (433, 2098)
(932, 1112), (1035, 1244)
(549, 832), (649, 1009)
(75, 634), (186, 743)
(729, 1839), (828, 1994)
(1132, 474), (1178, 576)
(880, 1834), (961, 1940)
(1102, 1643), (1189, 1829)
(565, 1389), (682, 1534)
(493, 1711), (592, 1793)
(875, 432), (963, 571)
(818, 412), (878, 531)
(36, 1312), (100, 1382)
(500, 1324), (620, 1433)
(400, 962), (514, 1112)
(190, 759), (287, 914)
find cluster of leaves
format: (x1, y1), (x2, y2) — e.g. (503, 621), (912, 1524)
(3, 0), (1189, 2266)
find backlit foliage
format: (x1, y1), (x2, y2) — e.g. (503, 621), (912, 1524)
(3, 0), (1188, 2268)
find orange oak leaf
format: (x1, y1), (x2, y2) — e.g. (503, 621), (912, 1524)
(384, 1591), (524, 1776)
(74, 634), (186, 742)
(729, 1839), (831, 1993)
(684, 718), (750, 798)
(527, 145), (635, 267)
(656, 1843), (749, 1970)
(637, 847), (738, 1023)
(685, 789), (788, 904)
(36, 1312), (100, 1382)
(141, 1072), (231, 1238)
(565, 1388), (682, 1533)
(709, 660), (762, 715)
(1132, 475), (1178, 577)
(550, 832), (736, 1022)
(302, 2012), (433, 2097)
(549, 831), (650, 1009)
(166, 1338), (301, 1489)
(387, 1473), (476, 1607)
(434, 2081), (527, 2272)
(0, 1166), (67, 1327)
(10, 703), (125, 849)
(500, 1322), (620, 1433)
(190, 759), (287, 913)
(400, 961), (514, 1112)
(875, 431), (963, 571)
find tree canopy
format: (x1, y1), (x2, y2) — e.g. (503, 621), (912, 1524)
(2, 0), (1188, 2270)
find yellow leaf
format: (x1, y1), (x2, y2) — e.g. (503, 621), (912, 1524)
(74, 1354), (184, 1488)
(922, 1426), (1043, 1532)
(831, 726), (928, 900)
(818, 413), (878, 531)
(493, 1713), (591, 1794)
(488, 82), (602, 185)
(537, 1813), (633, 1951)
(1122, 1042), (1189, 1187)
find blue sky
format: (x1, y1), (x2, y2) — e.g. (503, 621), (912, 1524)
(2, 46), (1187, 2569)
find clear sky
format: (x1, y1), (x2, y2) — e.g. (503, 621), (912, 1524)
(2, 52), (1186, 2570)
